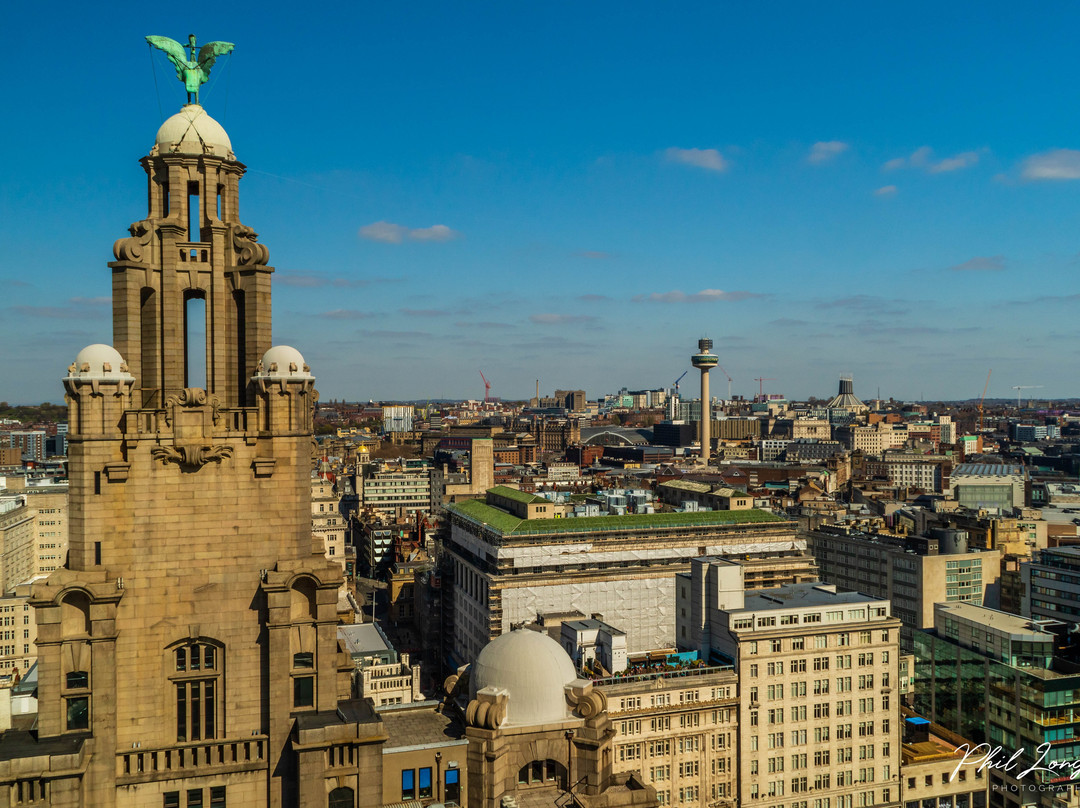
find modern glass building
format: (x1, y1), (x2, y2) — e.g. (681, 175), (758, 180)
(911, 604), (1080, 808)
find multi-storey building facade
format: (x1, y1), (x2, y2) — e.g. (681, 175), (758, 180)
(912, 603), (1080, 808)
(1022, 546), (1080, 626)
(678, 560), (903, 808)
(311, 475), (346, 571)
(599, 665), (738, 807)
(808, 523), (1000, 633)
(444, 486), (813, 665)
(362, 467), (432, 516)
(0, 486), (68, 594)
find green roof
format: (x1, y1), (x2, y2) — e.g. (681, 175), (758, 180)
(487, 485), (551, 505)
(447, 499), (786, 537)
(659, 480), (713, 493)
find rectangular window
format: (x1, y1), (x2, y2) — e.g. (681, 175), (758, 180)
(209, 787), (225, 808)
(402, 769), (416, 800)
(294, 676), (314, 708)
(419, 767), (433, 799)
(67, 695), (89, 730)
(164, 794), (180, 808)
(187, 790), (203, 808)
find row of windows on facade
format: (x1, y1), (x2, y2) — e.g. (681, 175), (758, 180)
(63, 643), (318, 736)
(401, 765), (460, 802)
(739, 630), (890, 648)
(748, 721), (891, 749)
(747, 651), (889, 673)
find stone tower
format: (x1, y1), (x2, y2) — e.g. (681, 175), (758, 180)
(3, 104), (378, 807)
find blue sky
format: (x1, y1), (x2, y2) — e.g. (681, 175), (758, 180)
(3, 2), (1080, 404)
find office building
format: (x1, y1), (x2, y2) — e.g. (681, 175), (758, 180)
(1022, 546), (1080, 626)
(363, 466), (432, 516)
(911, 603), (1078, 808)
(808, 523), (1001, 632)
(444, 486), (812, 665)
(949, 464), (1028, 512)
(677, 560), (903, 808)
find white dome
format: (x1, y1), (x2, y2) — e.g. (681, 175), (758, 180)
(153, 105), (234, 159)
(255, 345), (313, 379)
(471, 630), (578, 727)
(68, 344), (133, 381)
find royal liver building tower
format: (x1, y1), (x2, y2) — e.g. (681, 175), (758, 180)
(0, 45), (378, 808)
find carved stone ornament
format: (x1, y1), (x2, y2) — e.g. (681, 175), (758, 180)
(163, 387), (222, 427)
(565, 684), (606, 719)
(229, 223), (270, 266)
(153, 387), (232, 470)
(151, 443), (234, 470)
(113, 219), (154, 262)
(465, 698), (507, 730)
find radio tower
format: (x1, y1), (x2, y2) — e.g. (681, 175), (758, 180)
(691, 338), (719, 464)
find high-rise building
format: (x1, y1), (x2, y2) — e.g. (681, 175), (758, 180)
(677, 559), (903, 808)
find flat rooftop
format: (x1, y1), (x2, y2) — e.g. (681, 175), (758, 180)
(379, 705), (465, 751)
(952, 463), (1025, 477)
(564, 619), (626, 636)
(338, 623), (390, 656)
(739, 583), (881, 611)
(935, 602), (1058, 638)
(447, 499), (786, 536)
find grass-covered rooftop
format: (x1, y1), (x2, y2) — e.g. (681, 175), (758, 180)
(447, 498), (786, 536)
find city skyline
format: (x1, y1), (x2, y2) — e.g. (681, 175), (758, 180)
(4, 3), (1080, 404)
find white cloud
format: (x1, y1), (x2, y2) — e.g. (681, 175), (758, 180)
(664, 147), (729, 172)
(1021, 149), (1080, 181)
(909, 146), (933, 168)
(409, 224), (459, 242)
(633, 289), (760, 303)
(359, 221), (408, 243)
(929, 151), (980, 173)
(883, 146), (981, 174)
(529, 313), (598, 325)
(358, 221), (460, 243)
(808, 141), (849, 164)
(874, 185), (898, 196)
(949, 255), (1005, 272)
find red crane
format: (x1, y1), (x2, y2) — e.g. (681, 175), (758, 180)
(479, 370), (491, 403)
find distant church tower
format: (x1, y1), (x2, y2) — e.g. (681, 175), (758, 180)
(5, 102), (377, 806)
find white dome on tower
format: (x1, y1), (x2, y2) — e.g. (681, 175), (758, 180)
(255, 346), (313, 379)
(470, 630), (578, 727)
(152, 104), (234, 159)
(67, 344), (134, 381)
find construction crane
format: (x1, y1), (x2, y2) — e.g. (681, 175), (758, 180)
(754, 377), (776, 399)
(673, 370), (688, 394)
(479, 370), (491, 404)
(1012, 385), (1043, 409)
(717, 365), (734, 400)
(978, 369), (992, 432)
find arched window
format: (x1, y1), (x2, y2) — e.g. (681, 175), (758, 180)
(290, 578), (319, 710)
(328, 787), (353, 808)
(169, 639), (223, 742)
(183, 290), (207, 389)
(60, 592), (90, 637)
(290, 577), (317, 622)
